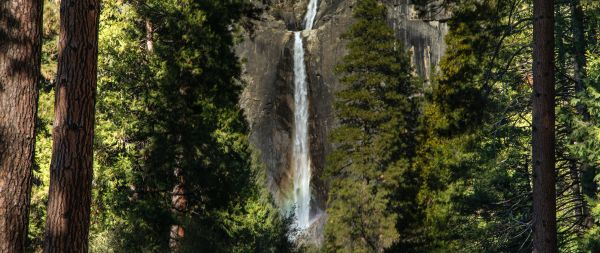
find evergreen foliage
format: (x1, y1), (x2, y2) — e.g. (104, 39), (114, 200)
(414, 0), (537, 251)
(323, 0), (420, 251)
(30, 1), (293, 252)
(413, 0), (600, 252)
(12, 0), (600, 252)
(91, 1), (292, 251)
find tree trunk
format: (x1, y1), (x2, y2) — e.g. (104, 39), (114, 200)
(170, 148), (187, 252)
(570, 0), (593, 228)
(0, 0), (42, 252)
(146, 19), (154, 52)
(169, 174), (187, 252)
(43, 0), (100, 251)
(532, 0), (557, 252)
(571, 0), (587, 98)
(568, 159), (586, 230)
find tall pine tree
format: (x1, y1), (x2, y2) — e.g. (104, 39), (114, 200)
(87, 1), (294, 252)
(0, 0), (42, 251)
(324, 0), (419, 251)
(44, 0), (100, 251)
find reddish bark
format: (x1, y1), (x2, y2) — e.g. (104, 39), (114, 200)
(44, 0), (100, 251)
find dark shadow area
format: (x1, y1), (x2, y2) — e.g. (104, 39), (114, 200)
(0, 3), (34, 82)
(0, 1), (21, 175)
(0, 2), (43, 251)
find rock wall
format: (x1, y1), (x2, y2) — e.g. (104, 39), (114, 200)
(238, 0), (448, 215)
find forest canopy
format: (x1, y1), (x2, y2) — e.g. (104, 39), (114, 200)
(0, 0), (599, 252)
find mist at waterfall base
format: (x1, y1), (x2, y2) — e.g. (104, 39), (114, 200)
(284, 0), (324, 243)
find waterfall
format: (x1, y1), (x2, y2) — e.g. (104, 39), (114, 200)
(304, 0), (319, 30)
(292, 31), (311, 229)
(291, 0), (318, 231)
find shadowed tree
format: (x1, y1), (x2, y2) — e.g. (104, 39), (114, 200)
(0, 0), (42, 252)
(531, 0), (557, 252)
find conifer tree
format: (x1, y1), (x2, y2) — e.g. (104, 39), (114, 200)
(531, 0), (557, 252)
(44, 0), (100, 251)
(87, 1), (292, 252)
(413, 1), (539, 251)
(0, 0), (42, 251)
(324, 0), (419, 251)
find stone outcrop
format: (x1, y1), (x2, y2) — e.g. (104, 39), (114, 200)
(238, 0), (448, 226)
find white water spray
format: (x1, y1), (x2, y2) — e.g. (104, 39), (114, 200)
(291, 0), (318, 230)
(304, 0), (319, 30)
(292, 32), (311, 229)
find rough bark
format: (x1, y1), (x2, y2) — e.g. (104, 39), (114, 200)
(532, 0), (557, 252)
(0, 0), (42, 252)
(43, 0), (100, 252)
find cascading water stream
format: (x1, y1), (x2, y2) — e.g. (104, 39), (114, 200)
(291, 0), (319, 231)
(292, 31), (311, 230)
(304, 0), (319, 30)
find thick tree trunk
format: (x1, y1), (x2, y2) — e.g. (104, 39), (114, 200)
(532, 0), (557, 252)
(43, 0), (100, 252)
(0, 0), (42, 252)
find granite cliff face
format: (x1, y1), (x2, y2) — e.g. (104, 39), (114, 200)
(238, 0), (448, 225)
